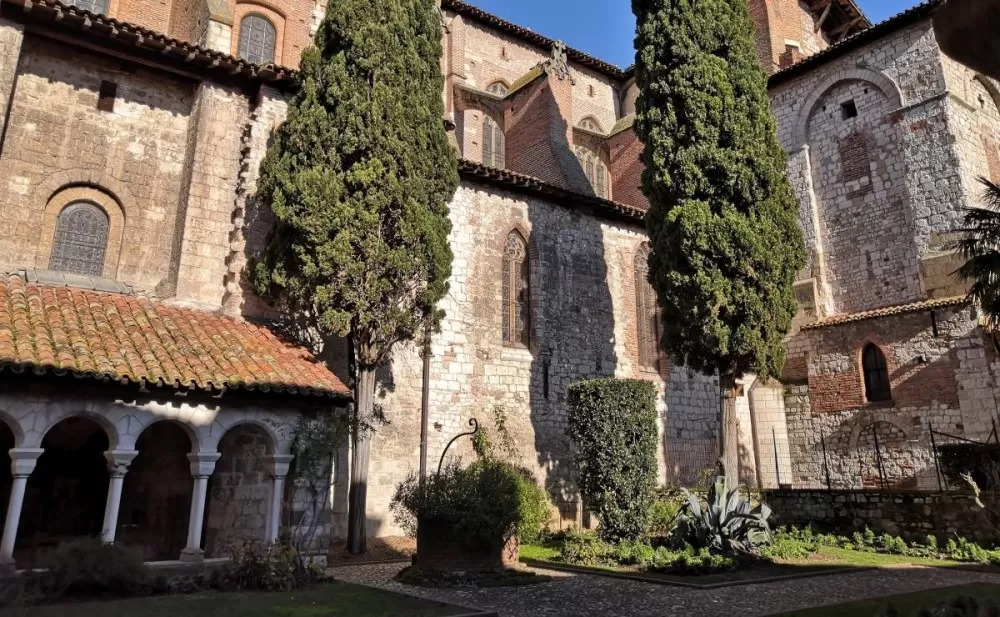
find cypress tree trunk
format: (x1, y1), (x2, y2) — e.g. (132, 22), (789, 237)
(718, 371), (740, 489)
(347, 367), (376, 554)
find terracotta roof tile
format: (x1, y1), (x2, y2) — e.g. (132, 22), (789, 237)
(801, 296), (968, 330)
(0, 272), (350, 399)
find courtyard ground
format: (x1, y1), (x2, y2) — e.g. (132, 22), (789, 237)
(331, 562), (1000, 617)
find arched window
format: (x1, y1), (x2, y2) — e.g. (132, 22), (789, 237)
(238, 14), (277, 64)
(862, 344), (891, 402)
(579, 117), (603, 133)
(575, 147), (610, 199)
(483, 115), (505, 168)
(486, 81), (509, 97)
(502, 230), (530, 347)
(49, 202), (110, 277)
(65, 0), (109, 14)
(635, 245), (659, 369)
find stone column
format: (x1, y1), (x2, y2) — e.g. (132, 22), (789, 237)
(263, 455), (294, 543)
(0, 17), (25, 149)
(0, 448), (44, 572)
(101, 450), (139, 543)
(180, 452), (221, 563)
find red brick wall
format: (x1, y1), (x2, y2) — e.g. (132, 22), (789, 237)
(608, 128), (649, 210)
(747, 0), (816, 74)
(505, 74), (571, 188)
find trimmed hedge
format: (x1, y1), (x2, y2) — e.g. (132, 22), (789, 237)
(938, 442), (1000, 489)
(567, 378), (658, 542)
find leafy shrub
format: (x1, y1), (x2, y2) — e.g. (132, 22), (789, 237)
(567, 378), (658, 542)
(40, 538), (150, 598)
(938, 443), (1000, 489)
(648, 497), (682, 538)
(761, 534), (815, 561)
(674, 476), (772, 554)
(559, 531), (616, 566)
(613, 539), (657, 566)
(392, 459), (548, 550)
(226, 539), (316, 591)
(945, 537), (994, 564)
(649, 545), (739, 575)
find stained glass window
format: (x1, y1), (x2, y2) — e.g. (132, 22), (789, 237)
(49, 202), (109, 277)
(575, 147), (609, 199)
(483, 116), (505, 168)
(65, 0), (109, 15)
(502, 231), (530, 347)
(635, 245), (659, 369)
(238, 14), (277, 64)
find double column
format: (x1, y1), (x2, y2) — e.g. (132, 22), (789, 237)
(264, 455), (293, 543)
(180, 452), (221, 563)
(0, 448), (44, 573)
(101, 450), (139, 543)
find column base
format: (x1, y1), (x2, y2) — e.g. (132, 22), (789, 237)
(179, 548), (205, 563)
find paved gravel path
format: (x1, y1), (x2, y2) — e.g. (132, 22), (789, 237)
(331, 562), (1000, 617)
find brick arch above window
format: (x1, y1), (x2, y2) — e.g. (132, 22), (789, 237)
(231, 4), (286, 65)
(578, 116), (604, 134)
(486, 81), (509, 97)
(37, 186), (125, 280)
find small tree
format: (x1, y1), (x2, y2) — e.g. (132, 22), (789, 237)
(567, 378), (658, 542)
(631, 0), (806, 487)
(254, 0), (459, 553)
(954, 178), (1000, 330)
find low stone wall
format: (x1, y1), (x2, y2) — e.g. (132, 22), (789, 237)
(764, 489), (1000, 544)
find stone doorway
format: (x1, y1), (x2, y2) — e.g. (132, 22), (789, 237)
(17, 417), (110, 566)
(203, 424), (274, 557)
(119, 421), (193, 561)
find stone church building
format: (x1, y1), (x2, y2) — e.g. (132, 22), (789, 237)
(0, 0), (995, 567)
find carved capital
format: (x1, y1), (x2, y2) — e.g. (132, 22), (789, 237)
(9, 448), (45, 478)
(187, 452), (222, 478)
(105, 450), (139, 478)
(264, 454), (294, 479)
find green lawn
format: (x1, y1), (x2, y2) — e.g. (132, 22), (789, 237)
(4, 581), (470, 617)
(813, 546), (966, 568)
(773, 584), (1000, 617)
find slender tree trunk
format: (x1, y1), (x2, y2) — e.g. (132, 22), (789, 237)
(718, 372), (740, 490)
(347, 367), (376, 554)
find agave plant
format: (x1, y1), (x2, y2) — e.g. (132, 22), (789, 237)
(673, 476), (772, 554)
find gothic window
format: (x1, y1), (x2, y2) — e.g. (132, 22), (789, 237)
(486, 81), (509, 97)
(862, 343), (891, 402)
(238, 14), (277, 64)
(65, 0), (109, 14)
(483, 115), (505, 168)
(575, 147), (610, 199)
(49, 202), (110, 277)
(579, 117), (603, 133)
(635, 245), (659, 369)
(502, 230), (530, 347)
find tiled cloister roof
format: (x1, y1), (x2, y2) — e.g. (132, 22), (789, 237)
(0, 272), (351, 399)
(800, 295), (968, 330)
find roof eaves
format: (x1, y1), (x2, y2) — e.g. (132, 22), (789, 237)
(2, 0), (299, 90)
(441, 0), (626, 80)
(458, 159), (646, 224)
(769, 0), (943, 88)
(800, 296), (967, 330)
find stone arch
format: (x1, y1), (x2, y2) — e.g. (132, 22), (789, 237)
(203, 422), (276, 556)
(129, 413), (202, 454)
(792, 68), (904, 149)
(18, 416), (112, 565)
(33, 410), (120, 451)
(205, 414), (285, 453)
(0, 409), (25, 448)
(849, 411), (914, 451)
(29, 168), (135, 216)
(36, 185), (126, 280)
(119, 421), (194, 560)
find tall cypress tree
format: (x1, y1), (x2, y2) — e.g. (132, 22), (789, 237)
(631, 0), (806, 487)
(254, 0), (458, 553)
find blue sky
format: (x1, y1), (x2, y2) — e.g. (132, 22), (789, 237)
(469, 0), (922, 68)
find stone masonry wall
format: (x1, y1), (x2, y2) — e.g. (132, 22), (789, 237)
(0, 36), (195, 295)
(766, 489), (1000, 545)
(365, 182), (720, 535)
